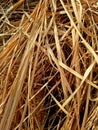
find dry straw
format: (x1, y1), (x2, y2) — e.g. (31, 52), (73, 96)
(0, 0), (98, 130)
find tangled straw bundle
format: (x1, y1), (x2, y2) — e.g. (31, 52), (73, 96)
(0, 0), (98, 130)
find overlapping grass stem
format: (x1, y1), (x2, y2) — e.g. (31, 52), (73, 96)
(0, 0), (98, 130)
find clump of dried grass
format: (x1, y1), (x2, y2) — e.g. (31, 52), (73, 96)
(0, 0), (98, 130)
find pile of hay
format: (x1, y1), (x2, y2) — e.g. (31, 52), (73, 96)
(0, 0), (98, 130)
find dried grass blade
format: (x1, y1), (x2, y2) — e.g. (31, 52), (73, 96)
(60, 0), (98, 64)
